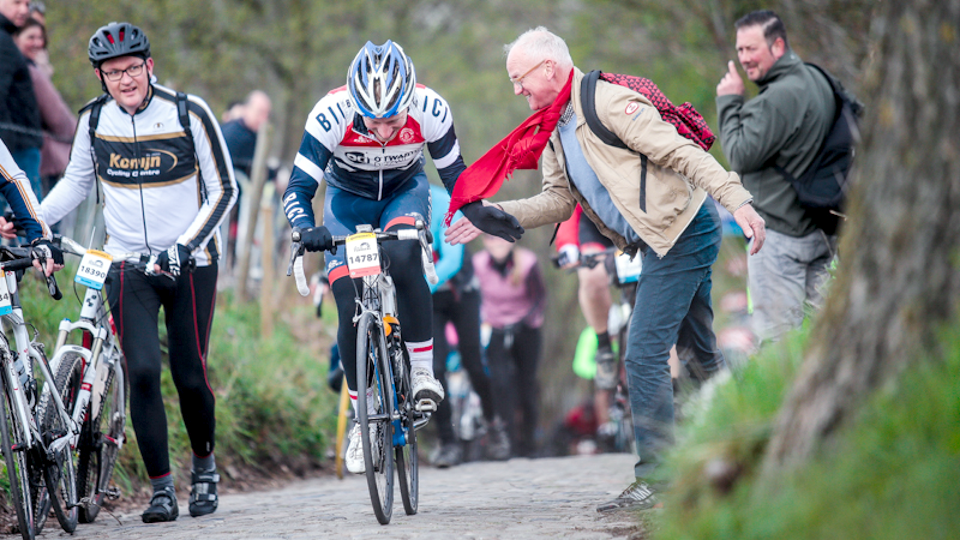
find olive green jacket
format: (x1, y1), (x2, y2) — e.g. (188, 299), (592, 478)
(716, 50), (835, 237)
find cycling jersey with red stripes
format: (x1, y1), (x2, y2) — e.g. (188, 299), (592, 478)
(282, 84), (465, 230)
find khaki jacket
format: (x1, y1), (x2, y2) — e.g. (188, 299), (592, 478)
(500, 68), (753, 257)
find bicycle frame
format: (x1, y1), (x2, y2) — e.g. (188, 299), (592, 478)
(1, 270), (69, 460)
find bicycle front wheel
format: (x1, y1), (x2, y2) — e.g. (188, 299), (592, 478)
(41, 352), (81, 532)
(356, 311), (394, 525)
(0, 359), (36, 540)
(391, 340), (418, 516)
(77, 356), (126, 524)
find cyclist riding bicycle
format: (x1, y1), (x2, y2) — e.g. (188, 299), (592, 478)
(37, 22), (237, 523)
(282, 40), (521, 475)
(0, 137), (62, 275)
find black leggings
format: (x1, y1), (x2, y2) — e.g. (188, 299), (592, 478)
(332, 228), (432, 393)
(486, 323), (542, 457)
(432, 288), (496, 444)
(106, 263), (218, 478)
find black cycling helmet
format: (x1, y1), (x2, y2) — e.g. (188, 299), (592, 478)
(88, 22), (151, 68)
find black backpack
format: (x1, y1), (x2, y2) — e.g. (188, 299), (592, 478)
(775, 63), (863, 233)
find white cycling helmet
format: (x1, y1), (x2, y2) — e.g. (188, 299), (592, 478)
(347, 40), (417, 119)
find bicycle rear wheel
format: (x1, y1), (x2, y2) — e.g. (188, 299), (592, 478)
(76, 357), (126, 523)
(391, 338), (418, 516)
(41, 352), (80, 533)
(356, 312), (394, 525)
(0, 360), (36, 540)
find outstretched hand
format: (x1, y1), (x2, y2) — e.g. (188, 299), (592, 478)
(733, 203), (766, 255)
(454, 201), (524, 244)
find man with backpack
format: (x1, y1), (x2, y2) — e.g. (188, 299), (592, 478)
(444, 26), (766, 512)
(716, 10), (847, 344)
(39, 21), (237, 523)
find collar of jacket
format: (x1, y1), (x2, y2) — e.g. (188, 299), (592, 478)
(757, 49), (803, 88)
(0, 13), (15, 34)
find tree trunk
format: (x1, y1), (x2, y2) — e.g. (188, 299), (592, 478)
(764, 0), (960, 471)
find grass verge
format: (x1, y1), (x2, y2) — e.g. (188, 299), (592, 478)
(654, 324), (960, 539)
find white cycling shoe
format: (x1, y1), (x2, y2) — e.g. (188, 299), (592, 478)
(411, 368), (445, 412)
(345, 422), (379, 474)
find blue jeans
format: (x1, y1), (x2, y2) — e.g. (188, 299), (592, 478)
(627, 201), (725, 480)
(10, 147), (42, 201)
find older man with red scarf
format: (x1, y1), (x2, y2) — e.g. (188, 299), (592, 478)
(447, 26), (766, 513)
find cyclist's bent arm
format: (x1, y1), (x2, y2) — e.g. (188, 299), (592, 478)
(175, 96), (238, 252)
(0, 140), (50, 242)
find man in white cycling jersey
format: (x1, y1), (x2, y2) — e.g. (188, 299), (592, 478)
(283, 40), (522, 475)
(39, 22), (237, 523)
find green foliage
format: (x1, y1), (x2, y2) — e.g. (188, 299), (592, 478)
(656, 325), (960, 540)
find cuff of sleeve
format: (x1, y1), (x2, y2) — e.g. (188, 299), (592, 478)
(735, 198), (754, 211)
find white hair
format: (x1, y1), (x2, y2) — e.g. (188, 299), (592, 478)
(504, 26), (574, 72)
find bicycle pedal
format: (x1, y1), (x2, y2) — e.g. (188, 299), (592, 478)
(105, 487), (121, 500)
(415, 399), (437, 413)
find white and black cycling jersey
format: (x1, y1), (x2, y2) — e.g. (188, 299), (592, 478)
(283, 84), (466, 229)
(40, 84), (237, 266)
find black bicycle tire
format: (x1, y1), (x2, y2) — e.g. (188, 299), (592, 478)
(0, 362), (36, 540)
(356, 311), (394, 525)
(41, 353), (81, 532)
(392, 338), (418, 515)
(76, 356), (124, 524)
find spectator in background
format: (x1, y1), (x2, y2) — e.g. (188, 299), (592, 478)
(14, 17), (75, 198)
(429, 183), (511, 467)
(221, 90), (272, 179)
(473, 233), (546, 458)
(26, 1), (49, 75)
(0, 0), (43, 199)
(221, 99), (244, 123)
(220, 90), (272, 269)
(716, 10), (837, 344)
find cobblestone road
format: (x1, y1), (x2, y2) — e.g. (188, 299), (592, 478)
(36, 453), (645, 539)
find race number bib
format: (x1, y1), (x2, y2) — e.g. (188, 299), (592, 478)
(0, 271), (11, 316)
(345, 232), (381, 278)
(75, 250), (113, 290)
(615, 251), (642, 284)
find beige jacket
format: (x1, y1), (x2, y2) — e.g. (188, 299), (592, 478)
(500, 68), (753, 257)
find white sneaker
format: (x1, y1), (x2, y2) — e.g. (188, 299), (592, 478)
(345, 423), (365, 474)
(411, 368), (445, 409)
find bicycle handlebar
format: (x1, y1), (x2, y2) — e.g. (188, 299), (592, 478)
(0, 246), (61, 300)
(287, 221), (438, 297)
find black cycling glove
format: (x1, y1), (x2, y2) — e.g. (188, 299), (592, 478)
(460, 201), (524, 242)
(30, 239), (64, 266)
(155, 244), (195, 277)
(298, 226), (334, 253)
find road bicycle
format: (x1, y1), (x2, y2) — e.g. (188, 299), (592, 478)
(554, 247), (639, 455)
(289, 219), (438, 525)
(47, 235), (129, 524)
(0, 245), (70, 540)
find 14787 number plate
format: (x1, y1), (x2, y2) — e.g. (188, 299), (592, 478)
(345, 232), (380, 278)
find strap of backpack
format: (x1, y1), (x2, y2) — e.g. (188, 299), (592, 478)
(580, 70), (628, 150)
(177, 91), (208, 203)
(84, 94), (110, 205)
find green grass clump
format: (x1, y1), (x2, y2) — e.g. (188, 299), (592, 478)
(657, 325), (960, 540)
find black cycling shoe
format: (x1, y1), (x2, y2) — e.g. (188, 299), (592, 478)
(141, 486), (179, 523)
(188, 468), (220, 517)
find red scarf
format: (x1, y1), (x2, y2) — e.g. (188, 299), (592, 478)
(445, 68), (574, 225)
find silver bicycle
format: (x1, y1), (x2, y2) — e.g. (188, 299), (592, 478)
(0, 245), (72, 540)
(48, 235), (130, 524)
(289, 219), (438, 525)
